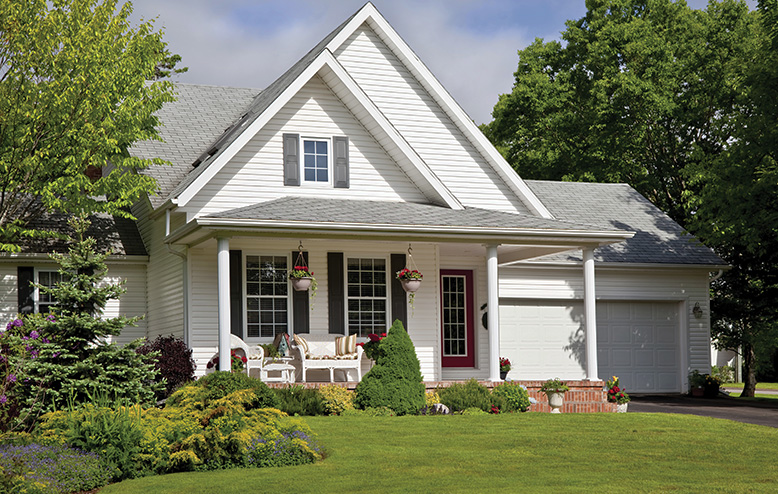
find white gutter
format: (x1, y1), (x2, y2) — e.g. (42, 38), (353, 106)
(165, 209), (187, 260)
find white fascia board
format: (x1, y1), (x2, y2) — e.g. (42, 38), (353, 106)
(184, 217), (634, 243)
(503, 260), (730, 271)
(0, 253), (149, 263)
(326, 3), (554, 219)
(175, 46), (462, 210)
(319, 53), (462, 209)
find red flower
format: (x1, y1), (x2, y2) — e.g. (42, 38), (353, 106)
(241, 356), (247, 363)
(612, 386), (620, 393)
(368, 333), (381, 342)
(356, 342), (365, 347)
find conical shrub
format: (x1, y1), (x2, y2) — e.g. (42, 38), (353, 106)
(354, 319), (425, 415)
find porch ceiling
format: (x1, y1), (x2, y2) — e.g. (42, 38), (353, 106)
(167, 197), (634, 249)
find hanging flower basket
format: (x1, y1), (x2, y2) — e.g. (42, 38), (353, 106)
(288, 259), (317, 303)
(291, 276), (313, 292)
(400, 278), (422, 293)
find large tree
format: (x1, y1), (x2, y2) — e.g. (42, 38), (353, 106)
(0, 0), (176, 251)
(483, 0), (777, 396)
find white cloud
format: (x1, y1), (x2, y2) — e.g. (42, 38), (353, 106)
(129, 0), (554, 124)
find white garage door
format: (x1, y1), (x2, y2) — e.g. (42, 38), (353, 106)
(597, 301), (681, 393)
(499, 300), (681, 392)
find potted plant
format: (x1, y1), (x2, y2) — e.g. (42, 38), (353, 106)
(499, 357), (511, 380)
(688, 370), (706, 397)
(289, 265), (317, 297)
(356, 332), (387, 362)
(703, 373), (722, 398)
(396, 268), (423, 308)
(606, 376), (631, 412)
(540, 378), (569, 413)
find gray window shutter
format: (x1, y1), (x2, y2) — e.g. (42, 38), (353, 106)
(17, 266), (34, 315)
(390, 254), (407, 328)
(328, 252), (344, 334)
(333, 136), (349, 189)
(292, 250), (310, 334)
(229, 250), (243, 338)
(283, 133), (300, 186)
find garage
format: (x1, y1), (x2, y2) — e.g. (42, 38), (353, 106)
(499, 300), (682, 392)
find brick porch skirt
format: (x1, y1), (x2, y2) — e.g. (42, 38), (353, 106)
(266, 379), (617, 413)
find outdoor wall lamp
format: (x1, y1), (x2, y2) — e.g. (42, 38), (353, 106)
(693, 302), (703, 319)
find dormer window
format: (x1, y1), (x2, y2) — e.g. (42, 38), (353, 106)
(283, 133), (349, 188)
(303, 138), (330, 183)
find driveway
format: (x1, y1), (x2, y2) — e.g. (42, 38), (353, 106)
(628, 394), (778, 428)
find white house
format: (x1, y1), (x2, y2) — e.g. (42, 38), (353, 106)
(0, 3), (725, 393)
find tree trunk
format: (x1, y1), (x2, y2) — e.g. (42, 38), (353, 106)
(741, 343), (757, 398)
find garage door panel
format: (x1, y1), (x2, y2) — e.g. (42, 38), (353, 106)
(598, 301), (680, 393)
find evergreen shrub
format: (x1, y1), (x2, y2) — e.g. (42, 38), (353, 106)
(438, 379), (492, 412)
(167, 371), (279, 411)
(492, 383), (531, 412)
(318, 384), (355, 415)
(353, 320), (425, 415)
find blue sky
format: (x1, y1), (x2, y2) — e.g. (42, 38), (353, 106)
(129, 0), (753, 125)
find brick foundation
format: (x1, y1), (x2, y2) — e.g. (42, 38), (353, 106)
(266, 379), (617, 413)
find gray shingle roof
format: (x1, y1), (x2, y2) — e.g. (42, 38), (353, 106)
(158, 13), (358, 206)
(526, 180), (724, 265)
(204, 196), (626, 234)
(20, 212), (147, 256)
(131, 84), (261, 208)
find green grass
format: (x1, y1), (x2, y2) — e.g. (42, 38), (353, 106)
(727, 391), (778, 400)
(100, 413), (778, 494)
(725, 382), (778, 390)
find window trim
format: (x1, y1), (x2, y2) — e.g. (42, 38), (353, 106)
(344, 254), (390, 337)
(300, 136), (332, 186)
(34, 267), (62, 314)
(243, 252), (292, 342)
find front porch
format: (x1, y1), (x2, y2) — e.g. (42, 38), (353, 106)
(264, 379), (616, 413)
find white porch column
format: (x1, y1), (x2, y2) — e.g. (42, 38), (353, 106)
(487, 244), (501, 381)
(583, 247), (599, 380)
(217, 237), (231, 372)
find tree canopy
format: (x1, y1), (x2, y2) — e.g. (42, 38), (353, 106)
(483, 0), (778, 396)
(0, 0), (176, 251)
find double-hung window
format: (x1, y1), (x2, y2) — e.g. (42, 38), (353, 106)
(302, 138), (329, 184)
(346, 257), (387, 337)
(246, 255), (288, 338)
(36, 270), (62, 314)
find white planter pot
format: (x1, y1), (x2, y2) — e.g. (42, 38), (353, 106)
(401, 279), (422, 293)
(546, 392), (565, 413)
(291, 277), (313, 292)
(616, 402), (629, 413)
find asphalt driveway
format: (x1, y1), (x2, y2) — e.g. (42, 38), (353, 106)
(628, 394), (778, 428)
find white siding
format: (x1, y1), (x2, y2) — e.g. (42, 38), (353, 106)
(103, 263), (148, 345)
(0, 261), (146, 343)
(499, 264), (712, 375)
(184, 75), (428, 219)
(334, 25), (531, 214)
(132, 200), (185, 340)
(187, 237), (441, 379)
(0, 264), (17, 324)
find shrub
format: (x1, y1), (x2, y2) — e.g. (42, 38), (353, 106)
(438, 379), (492, 413)
(461, 407), (488, 415)
(273, 385), (326, 416)
(492, 383), (531, 412)
(712, 365), (735, 383)
(0, 443), (112, 494)
(167, 371), (280, 411)
(362, 406), (395, 416)
(319, 385), (355, 415)
(354, 320), (425, 415)
(137, 335), (195, 398)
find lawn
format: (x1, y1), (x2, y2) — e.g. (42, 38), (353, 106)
(724, 382), (778, 390)
(100, 413), (778, 494)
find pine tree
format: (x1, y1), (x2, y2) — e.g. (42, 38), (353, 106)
(16, 217), (160, 416)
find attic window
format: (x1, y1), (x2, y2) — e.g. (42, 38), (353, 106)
(303, 138), (329, 183)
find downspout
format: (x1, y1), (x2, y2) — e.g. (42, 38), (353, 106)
(165, 209), (190, 345)
(710, 270), (723, 282)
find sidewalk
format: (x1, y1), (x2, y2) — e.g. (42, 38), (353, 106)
(722, 386), (778, 395)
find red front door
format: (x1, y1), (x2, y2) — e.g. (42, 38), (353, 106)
(441, 270), (475, 368)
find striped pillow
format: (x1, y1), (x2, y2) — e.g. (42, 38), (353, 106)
(293, 334), (309, 355)
(336, 334), (357, 356)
